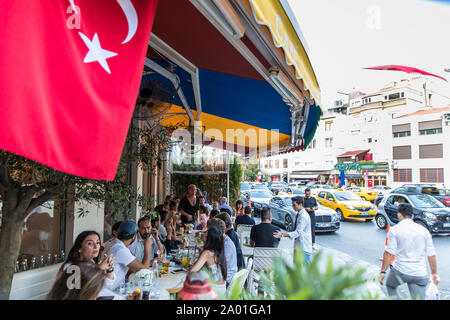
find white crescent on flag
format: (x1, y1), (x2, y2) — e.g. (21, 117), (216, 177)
(117, 0), (138, 44)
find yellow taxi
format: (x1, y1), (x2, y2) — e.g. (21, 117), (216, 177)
(349, 187), (376, 202)
(316, 190), (375, 221)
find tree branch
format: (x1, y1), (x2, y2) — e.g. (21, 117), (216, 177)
(26, 190), (57, 216)
(0, 152), (11, 189)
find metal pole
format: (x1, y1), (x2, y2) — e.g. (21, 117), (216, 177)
(227, 151), (230, 201)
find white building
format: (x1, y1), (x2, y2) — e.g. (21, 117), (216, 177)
(261, 77), (450, 187)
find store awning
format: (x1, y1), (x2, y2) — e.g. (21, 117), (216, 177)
(143, 0), (321, 155)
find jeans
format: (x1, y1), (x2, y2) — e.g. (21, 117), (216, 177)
(386, 266), (429, 300)
(303, 251), (312, 264)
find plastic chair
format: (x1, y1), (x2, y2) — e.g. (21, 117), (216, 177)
(236, 224), (253, 246)
(226, 269), (249, 296)
(252, 247), (282, 272)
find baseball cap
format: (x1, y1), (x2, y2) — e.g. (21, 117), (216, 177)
(118, 220), (138, 237)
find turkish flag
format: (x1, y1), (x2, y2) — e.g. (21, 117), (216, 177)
(0, 0), (158, 180)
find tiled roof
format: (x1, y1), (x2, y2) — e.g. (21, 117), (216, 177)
(397, 106), (450, 118)
(337, 149), (370, 157)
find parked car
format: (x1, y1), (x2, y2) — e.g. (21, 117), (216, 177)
(269, 184), (286, 195)
(371, 186), (392, 195)
(391, 184), (450, 207)
(253, 184), (270, 191)
(278, 187), (305, 196)
(240, 189), (273, 217)
(316, 190), (376, 222)
(375, 192), (450, 234)
(266, 195), (340, 232)
(349, 187), (376, 202)
(240, 182), (252, 193)
(287, 181), (308, 189)
(308, 184), (333, 195)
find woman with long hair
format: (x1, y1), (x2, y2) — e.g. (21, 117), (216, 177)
(234, 200), (244, 217)
(196, 205), (210, 232)
(60, 231), (115, 296)
(190, 226), (227, 292)
(48, 261), (107, 300)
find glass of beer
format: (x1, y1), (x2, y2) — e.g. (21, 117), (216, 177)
(182, 256), (189, 267)
(179, 227), (184, 234)
(162, 258), (169, 273)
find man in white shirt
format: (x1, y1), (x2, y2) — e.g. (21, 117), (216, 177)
(379, 203), (439, 300)
(105, 220), (152, 289)
(274, 196), (312, 264)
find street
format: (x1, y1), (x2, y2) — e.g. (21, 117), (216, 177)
(315, 219), (450, 299)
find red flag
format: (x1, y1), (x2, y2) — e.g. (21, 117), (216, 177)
(0, 0), (158, 180)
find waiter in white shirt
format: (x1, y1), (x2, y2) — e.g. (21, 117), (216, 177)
(379, 203), (439, 300)
(274, 196), (312, 264)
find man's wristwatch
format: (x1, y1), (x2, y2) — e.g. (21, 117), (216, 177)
(106, 268), (114, 274)
(380, 271), (386, 274)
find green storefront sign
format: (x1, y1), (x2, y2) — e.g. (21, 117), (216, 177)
(334, 162), (389, 172)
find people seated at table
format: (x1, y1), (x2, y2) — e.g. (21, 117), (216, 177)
(48, 261), (107, 300)
(250, 208), (281, 248)
(210, 209), (220, 218)
(105, 220), (152, 289)
(201, 191), (213, 211)
(189, 225), (227, 294)
(199, 194), (213, 212)
(154, 201), (169, 223)
(215, 213), (245, 270)
(206, 218), (237, 286)
(219, 197), (233, 216)
(234, 206), (255, 230)
(101, 221), (122, 255)
(152, 213), (167, 244)
(59, 231), (116, 297)
(128, 217), (166, 264)
(233, 200), (244, 217)
(179, 184), (200, 225)
(196, 205), (210, 232)
(163, 200), (183, 252)
(212, 201), (220, 211)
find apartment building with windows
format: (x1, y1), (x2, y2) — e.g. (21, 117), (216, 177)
(391, 105), (450, 188)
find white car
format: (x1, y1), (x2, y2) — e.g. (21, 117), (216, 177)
(308, 184), (334, 195)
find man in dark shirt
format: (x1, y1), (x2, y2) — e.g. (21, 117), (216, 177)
(234, 206), (255, 230)
(178, 184), (199, 225)
(303, 188), (319, 250)
(215, 212), (245, 270)
(250, 207), (280, 248)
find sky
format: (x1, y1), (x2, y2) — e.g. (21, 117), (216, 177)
(287, 0), (450, 107)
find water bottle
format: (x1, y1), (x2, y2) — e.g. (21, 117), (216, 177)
(30, 257), (36, 269)
(14, 261), (20, 273)
(39, 256), (45, 268)
(53, 254), (58, 264)
(21, 259), (28, 272)
(46, 253), (52, 266)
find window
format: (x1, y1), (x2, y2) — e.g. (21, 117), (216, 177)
(269, 160), (273, 169)
(325, 138), (333, 148)
(419, 128), (442, 135)
(393, 169), (412, 182)
(16, 199), (66, 272)
(275, 160), (279, 168)
(401, 92), (404, 98)
(326, 193), (335, 201)
(325, 122), (332, 131)
(388, 93), (400, 100)
(419, 144), (443, 159)
(393, 131), (411, 138)
(393, 145), (412, 160)
(368, 138), (372, 143)
(283, 159), (288, 168)
(420, 168), (444, 183)
(318, 192), (326, 199)
(264, 161), (268, 169)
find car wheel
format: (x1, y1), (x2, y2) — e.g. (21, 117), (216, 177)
(285, 215), (294, 232)
(375, 214), (387, 230)
(336, 209), (345, 222)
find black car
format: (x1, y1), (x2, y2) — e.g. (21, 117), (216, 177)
(393, 184), (450, 207)
(376, 192), (450, 234)
(266, 195), (340, 232)
(240, 189), (273, 217)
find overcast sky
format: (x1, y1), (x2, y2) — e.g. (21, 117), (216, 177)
(287, 0), (450, 107)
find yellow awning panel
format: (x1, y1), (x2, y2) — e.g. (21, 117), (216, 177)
(249, 0), (321, 106)
(154, 104), (290, 153)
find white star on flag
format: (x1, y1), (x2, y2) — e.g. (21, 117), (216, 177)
(78, 32), (118, 74)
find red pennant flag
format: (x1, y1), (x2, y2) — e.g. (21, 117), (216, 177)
(0, 0), (158, 180)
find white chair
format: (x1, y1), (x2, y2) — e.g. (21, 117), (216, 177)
(252, 247), (282, 272)
(226, 269), (249, 296)
(236, 224), (253, 246)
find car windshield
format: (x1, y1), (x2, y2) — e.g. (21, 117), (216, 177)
(249, 190), (272, 198)
(409, 194), (445, 208)
(334, 192), (361, 201)
(421, 187), (440, 195)
(352, 188), (362, 192)
(291, 189), (305, 195)
(439, 189), (450, 196)
(322, 185), (333, 189)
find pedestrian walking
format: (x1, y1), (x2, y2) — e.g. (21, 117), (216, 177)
(303, 188), (319, 250)
(379, 203), (439, 300)
(274, 196), (312, 264)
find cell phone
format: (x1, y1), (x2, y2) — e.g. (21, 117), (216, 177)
(171, 269), (184, 273)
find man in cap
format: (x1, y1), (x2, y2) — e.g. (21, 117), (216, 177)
(105, 220), (152, 289)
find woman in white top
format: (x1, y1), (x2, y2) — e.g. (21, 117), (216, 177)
(60, 231), (116, 297)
